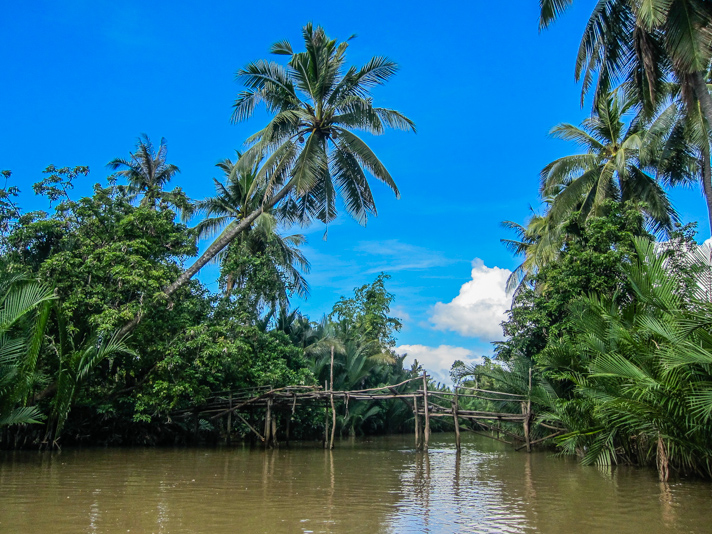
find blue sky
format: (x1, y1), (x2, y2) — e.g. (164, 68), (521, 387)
(1, 1), (709, 383)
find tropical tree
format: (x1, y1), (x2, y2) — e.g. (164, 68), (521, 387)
(539, 0), (712, 230)
(541, 90), (676, 231)
(642, 87), (712, 230)
(162, 23), (415, 300)
(193, 152), (310, 307)
(107, 134), (190, 213)
(501, 203), (563, 294)
(539, 0), (712, 117)
(553, 237), (712, 480)
(43, 323), (134, 446)
(495, 201), (649, 364)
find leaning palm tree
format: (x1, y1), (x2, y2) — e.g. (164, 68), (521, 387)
(161, 24), (414, 300)
(107, 134), (190, 213)
(194, 152), (310, 304)
(541, 90), (676, 231)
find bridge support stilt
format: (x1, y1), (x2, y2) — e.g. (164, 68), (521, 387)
(452, 389), (461, 451)
(413, 394), (420, 450)
(422, 372), (430, 451)
(264, 398), (273, 449)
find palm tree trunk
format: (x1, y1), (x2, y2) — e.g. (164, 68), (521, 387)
(689, 71), (712, 235)
(691, 71), (712, 128)
(116, 179), (296, 338)
(164, 181), (294, 298)
(701, 144), (712, 235)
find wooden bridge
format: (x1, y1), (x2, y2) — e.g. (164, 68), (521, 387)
(172, 366), (556, 453)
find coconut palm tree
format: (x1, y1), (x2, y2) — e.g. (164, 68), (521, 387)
(541, 91), (676, 231)
(107, 134), (190, 214)
(194, 152), (310, 306)
(641, 88), (712, 231)
(539, 0), (712, 232)
(501, 203), (564, 294)
(162, 23), (414, 300)
(539, 0), (712, 119)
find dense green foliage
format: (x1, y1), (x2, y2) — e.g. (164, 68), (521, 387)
(0, 163), (418, 446)
(463, 1), (712, 481)
(0, 24), (418, 447)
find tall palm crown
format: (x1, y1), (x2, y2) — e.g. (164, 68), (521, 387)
(107, 134), (188, 212)
(539, 1), (712, 235)
(233, 23), (416, 226)
(541, 91), (675, 231)
(194, 153), (268, 238)
(643, 86), (712, 230)
(160, 24), (413, 302)
(539, 0), (712, 112)
(195, 153), (310, 303)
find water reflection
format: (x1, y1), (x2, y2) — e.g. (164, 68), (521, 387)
(1, 434), (711, 534)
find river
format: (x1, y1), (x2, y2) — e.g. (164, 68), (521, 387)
(1, 433), (710, 533)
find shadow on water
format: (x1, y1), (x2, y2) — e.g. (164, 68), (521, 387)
(1, 433), (711, 533)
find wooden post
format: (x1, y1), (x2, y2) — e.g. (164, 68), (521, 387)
(271, 416), (277, 448)
(324, 380), (329, 449)
(452, 387), (461, 451)
(226, 392), (232, 445)
(329, 346), (336, 450)
(413, 394), (420, 449)
(526, 367), (532, 453)
(422, 372), (430, 451)
(285, 411), (291, 448)
(264, 398), (272, 450)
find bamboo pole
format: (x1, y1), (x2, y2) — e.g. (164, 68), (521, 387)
(452, 388), (461, 451)
(235, 412), (264, 442)
(422, 372), (430, 451)
(453, 386), (526, 398)
(285, 412), (291, 447)
(523, 367), (532, 453)
(340, 377), (420, 394)
(264, 398), (272, 449)
(413, 394), (420, 449)
(428, 391), (523, 402)
(324, 380), (329, 449)
(226, 392), (232, 445)
(329, 346), (336, 450)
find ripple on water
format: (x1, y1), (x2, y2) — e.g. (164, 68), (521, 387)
(1, 435), (711, 534)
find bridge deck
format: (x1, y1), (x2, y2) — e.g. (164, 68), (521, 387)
(171, 371), (544, 452)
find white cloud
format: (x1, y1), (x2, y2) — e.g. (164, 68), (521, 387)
(397, 344), (481, 385)
(390, 305), (412, 324)
(429, 259), (513, 342)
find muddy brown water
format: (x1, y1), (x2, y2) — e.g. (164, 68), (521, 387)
(1, 433), (710, 533)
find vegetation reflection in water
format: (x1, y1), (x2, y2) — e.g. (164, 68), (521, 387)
(2, 433), (711, 534)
